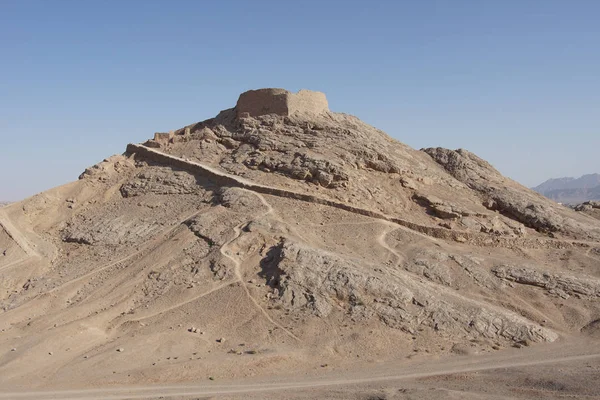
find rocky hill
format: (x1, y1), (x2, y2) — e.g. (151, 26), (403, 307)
(573, 201), (600, 221)
(533, 173), (600, 204)
(1, 88), (599, 391)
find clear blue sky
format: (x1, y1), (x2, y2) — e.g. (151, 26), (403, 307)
(1, 0), (599, 201)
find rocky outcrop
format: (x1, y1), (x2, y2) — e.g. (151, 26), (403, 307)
(574, 201), (600, 213)
(61, 216), (164, 246)
(266, 241), (557, 343)
(492, 265), (600, 299)
(422, 147), (600, 240)
(422, 148), (560, 232)
(574, 201), (600, 221)
(412, 193), (471, 220)
(79, 154), (135, 183)
(120, 168), (201, 197)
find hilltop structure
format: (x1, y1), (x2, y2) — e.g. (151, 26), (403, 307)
(236, 88), (329, 117)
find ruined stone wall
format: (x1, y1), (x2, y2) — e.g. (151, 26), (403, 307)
(236, 88), (329, 117)
(126, 143), (593, 250)
(123, 144), (468, 239)
(153, 131), (174, 143)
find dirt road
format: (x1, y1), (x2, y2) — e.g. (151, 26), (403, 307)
(2, 343), (598, 400)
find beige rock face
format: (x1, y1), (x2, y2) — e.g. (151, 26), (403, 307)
(236, 88), (329, 117)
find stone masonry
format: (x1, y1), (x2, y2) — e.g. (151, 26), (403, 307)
(236, 88), (329, 117)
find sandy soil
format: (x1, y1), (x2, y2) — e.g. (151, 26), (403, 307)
(0, 338), (598, 399)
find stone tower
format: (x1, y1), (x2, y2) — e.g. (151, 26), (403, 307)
(236, 88), (329, 117)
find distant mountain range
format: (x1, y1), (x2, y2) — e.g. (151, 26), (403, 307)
(533, 173), (600, 204)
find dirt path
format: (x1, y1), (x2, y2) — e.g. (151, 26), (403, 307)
(0, 210), (37, 257)
(0, 256), (36, 273)
(378, 223), (405, 266)
(219, 190), (300, 341)
(129, 281), (236, 323)
(2, 347), (598, 399)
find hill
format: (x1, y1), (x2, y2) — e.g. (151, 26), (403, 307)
(0, 89), (599, 394)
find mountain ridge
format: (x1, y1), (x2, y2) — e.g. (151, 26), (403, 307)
(533, 173), (600, 204)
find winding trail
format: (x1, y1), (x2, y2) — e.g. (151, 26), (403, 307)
(377, 223), (405, 266)
(109, 190), (296, 335)
(218, 189), (301, 342)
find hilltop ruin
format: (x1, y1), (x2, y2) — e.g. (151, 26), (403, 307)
(235, 88), (329, 117)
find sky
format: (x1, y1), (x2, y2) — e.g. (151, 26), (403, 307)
(1, 0), (599, 201)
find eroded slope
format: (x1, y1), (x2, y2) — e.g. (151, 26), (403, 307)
(1, 89), (599, 390)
